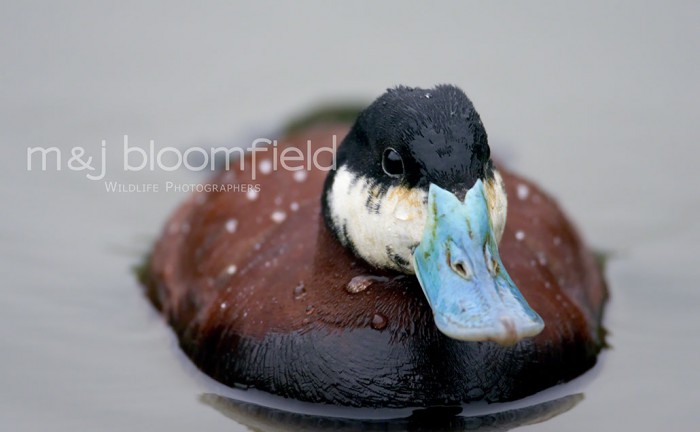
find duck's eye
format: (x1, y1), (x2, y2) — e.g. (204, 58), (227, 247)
(475, 143), (491, 162)
(382, 148), (404, 177)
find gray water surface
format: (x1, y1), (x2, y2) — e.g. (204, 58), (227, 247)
(2, 1), (699, 431)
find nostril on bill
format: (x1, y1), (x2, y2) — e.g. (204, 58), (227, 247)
(451, 260), (471, 280)
(483, 244), (499, 276)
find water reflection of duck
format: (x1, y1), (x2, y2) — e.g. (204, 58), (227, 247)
(201, 392), (584, 432)
(201, 393), (583, 432)
(142, 85), (608, 407)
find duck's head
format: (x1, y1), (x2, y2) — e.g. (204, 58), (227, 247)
(322, 85), (544, 345)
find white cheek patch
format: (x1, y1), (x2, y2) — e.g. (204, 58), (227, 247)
(327, 167), (427, 273)
(485, 169), (508, 244)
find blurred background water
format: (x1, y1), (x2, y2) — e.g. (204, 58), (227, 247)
(1, 1), (699, 431)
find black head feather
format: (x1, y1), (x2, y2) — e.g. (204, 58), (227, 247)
(322, 84), (493, 243)
(330, 85), (491, 193)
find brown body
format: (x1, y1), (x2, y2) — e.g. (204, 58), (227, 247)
(143, 125), (607, 407)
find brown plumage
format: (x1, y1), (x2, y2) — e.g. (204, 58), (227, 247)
(143, 124), (608, 407)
